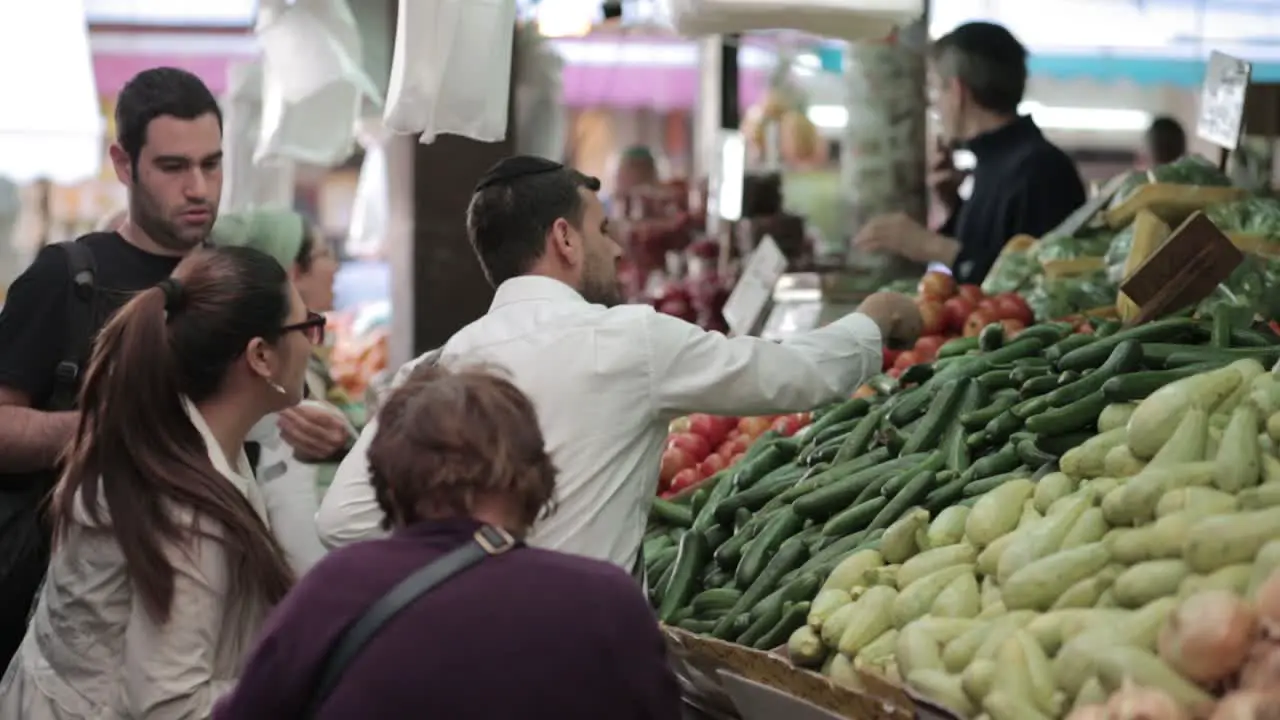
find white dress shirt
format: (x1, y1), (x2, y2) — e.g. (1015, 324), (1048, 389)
(317, 275), (882, 571)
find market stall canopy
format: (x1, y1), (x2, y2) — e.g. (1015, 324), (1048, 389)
(0, 0), (104, 184)
(254, 0), (382, 167)
(660, 0), (923, 40)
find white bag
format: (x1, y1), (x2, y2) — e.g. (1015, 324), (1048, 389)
(255, 0), (383, 167)
(220, 60), (296, 213)
(384, 0), (517, 145)
(661, 0), (922, 39)
(344, 119), (390, 259)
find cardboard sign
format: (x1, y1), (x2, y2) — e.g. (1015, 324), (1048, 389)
(1197, 51), (1253, 151)
(1120, 211), (1244, 325)
(723, 235), (787, 336)
(1046, 170), (1131, 239)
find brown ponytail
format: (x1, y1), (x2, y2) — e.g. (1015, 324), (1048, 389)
(51, 248), (295, 622)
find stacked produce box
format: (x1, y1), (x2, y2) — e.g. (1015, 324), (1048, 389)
(645, 311), (1280, 718)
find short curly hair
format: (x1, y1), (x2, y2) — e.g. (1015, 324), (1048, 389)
(368, 364), (557, 532)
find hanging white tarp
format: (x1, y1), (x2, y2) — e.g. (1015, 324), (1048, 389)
(661, 0), (923, 40)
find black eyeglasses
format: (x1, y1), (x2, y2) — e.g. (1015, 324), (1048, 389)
(282, 311), (327, 345)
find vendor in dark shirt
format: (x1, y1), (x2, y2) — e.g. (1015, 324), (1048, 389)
(854, 22), (1086, 285)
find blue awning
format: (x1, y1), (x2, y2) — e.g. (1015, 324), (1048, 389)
(1030, 55), (1280, 87)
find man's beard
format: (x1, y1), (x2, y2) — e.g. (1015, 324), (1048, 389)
(130, 187), (213, 252)
(581, 271), (624, 308)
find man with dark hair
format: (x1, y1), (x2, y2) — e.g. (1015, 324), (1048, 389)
(854, 21), (1086, 285)
(319, 155), (923, 577)
(1142, 116), (1187, 167)
(0, 66), (223, 664)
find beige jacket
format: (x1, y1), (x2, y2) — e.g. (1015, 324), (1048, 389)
(0, 401), (275, 719)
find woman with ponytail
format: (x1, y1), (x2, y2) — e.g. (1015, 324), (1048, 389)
(0, 246), (322, 719)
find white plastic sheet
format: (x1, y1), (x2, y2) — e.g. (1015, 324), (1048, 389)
(513, 25), (567, 161)
(384, 0), (518, 145)
(255, 0), (383, 167)
(0, 0), (103, 185)
(220, 60), (297, 213)
(660, 0), (923, 39)
(344, 119), (390, 259)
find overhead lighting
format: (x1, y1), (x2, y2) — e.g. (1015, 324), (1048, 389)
(536, 0), (595, 38)
(1019, 101), (1152, 132)
(805, 103), (1153, 133)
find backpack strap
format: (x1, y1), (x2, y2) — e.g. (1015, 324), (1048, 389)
(47, 241), (98, 412)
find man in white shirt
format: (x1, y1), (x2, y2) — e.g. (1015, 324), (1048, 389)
(317, 156), (921, 573)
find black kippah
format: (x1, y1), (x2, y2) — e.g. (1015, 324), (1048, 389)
(474, 155), (564, 193)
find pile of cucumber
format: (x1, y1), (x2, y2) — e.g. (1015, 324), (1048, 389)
(642, 313), (1280, 656)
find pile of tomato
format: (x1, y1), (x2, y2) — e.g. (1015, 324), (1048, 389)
(884, 271), (1035, 377)
(659, 411), (810, 498)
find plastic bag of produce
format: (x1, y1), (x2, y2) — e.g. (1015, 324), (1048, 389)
(982, 234), (1040, 295)
(384, 0), (516, 144)
(1197, 252), (1280, 321)
(1115, 210), (1173, 322)
(1208, 197), (1280, 256)
(1024, 265), (1117, 321)
(1035, 226), (1116, 264)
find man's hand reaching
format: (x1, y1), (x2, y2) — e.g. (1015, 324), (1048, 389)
(856, 292), (923, 349)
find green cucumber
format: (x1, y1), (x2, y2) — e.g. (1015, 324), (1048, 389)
(1044, 339), (1144, 408)
(657, 531), (711, 622)
(713, 465), (806, 522)
(978, 323), (1005, 352)
(1045, 333), (1097, 366)
(1101, 363), (1223, 403)
(803, 417), (863, 457)
(979, 336), (1047, 365)
(737, 604), (783, 647)
(791, 452), (928, 519)
(1025, 391), (1109, 436)
(1010, 364), (1053, 385)
(713, 524), (759, 570)
(881, 451), (946, 497)
(1033, 431), (1093, 456)
(901, 378), (971, 456)
(820, 496), (889, 538)
(1011, 395), (1052, 419)
(735, 509), (805, 588)
(805, 398), (871, 439)
(711, 538), (808, 639)
(691, 468), (739, 532)
(768, 448), (893, 509)
(1056, 317), (1203, 372)
(899, 363), (935, 386)
(983, 410), (1024, 445)
(1019, 375), (1061, 399)
(731, 443), (792, 492)
(867, 470), (936, 532)
(754, 600), (812, 650)
(962, 467), (1030, 497)
(925, 474), (971, 513)
(944, 381), (987, 473)
(962, 444), (1021, 483)
(959, 390), (1019, 430)
(691, 587), (743, 616)
(938, 336), (980, 358)
(978, 369), (1020, 391)
(887, 385), (934, 427)
(832, 405), (888, 463)
(1015, 438), (1058, 468)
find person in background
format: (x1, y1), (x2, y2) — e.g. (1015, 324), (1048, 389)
(317, 156), (921, 576)
(216, 365), (682, 719)
(0, 246), (321, 719)
(853, 21), (1086, 285)
(211, 209), (349, 572)
(614, 144), (660, 197)
(0, 66), (225, 666)
(1141, 115), (1187, 168)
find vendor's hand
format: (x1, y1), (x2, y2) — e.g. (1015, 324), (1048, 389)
(856, 292), (923, 349)
(853, 213), (960, 266)
(279, 404), (352, 463)
(929, 138), (967, 212)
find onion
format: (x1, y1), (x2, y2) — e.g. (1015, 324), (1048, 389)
(1105, 680), (1189, 720)
(1208, 691), (1280, 720)
(1159, 590), (1258, 686)
(1239, 640), (1280, 692)
(1255, 570), (1280, 638)
(1066, 705), (1109, 720)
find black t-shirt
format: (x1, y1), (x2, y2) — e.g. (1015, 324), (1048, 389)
(0, 231), (181, 409)
(942, 116), (1087, 285)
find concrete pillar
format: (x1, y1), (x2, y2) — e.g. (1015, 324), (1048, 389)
(841, 18), (929, 282)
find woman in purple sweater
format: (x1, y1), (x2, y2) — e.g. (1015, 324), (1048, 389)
(215, 364), (682, 719)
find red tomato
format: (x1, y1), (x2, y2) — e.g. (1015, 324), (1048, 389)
(687, 413), (729, 447)
(669, 467), (702, 494)
(718, 435), (752, 459)
(913, 335), (946, 361)
(956, 284), (985, 304)
(893, 350), (922, 370)
(976, 297), (1000, 319)
(667, 432), (711, 462)
(728, 452), (746, 466)
(964, 310), (995, 338)
(887, 367), (904, 378)
(916, 300), (946, 337)
(992, 295), (1033, 325)
(999, 318), (1026, 338)
(942, 296), (976, 334)
(659, 447), (696, 487)
(771, 413), (807, 437)
(1075, 323), (1095, 335)
(738, 416), (773, 438)
(883, 347), (902, 371)
(698, 452), (727, 477)
(917, 270), (956, 300)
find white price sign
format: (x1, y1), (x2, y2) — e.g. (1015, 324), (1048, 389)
(723, 236), (788, 337)
(1197, 51), (1252, 151)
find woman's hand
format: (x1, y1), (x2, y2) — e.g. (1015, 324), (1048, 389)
(279, 403), (352, 462)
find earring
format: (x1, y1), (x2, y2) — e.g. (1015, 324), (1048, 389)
(267, 379), (287, 395)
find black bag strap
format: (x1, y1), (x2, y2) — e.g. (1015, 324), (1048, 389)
(303, 524), (521, 718)
(48, 241), (98, 412)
